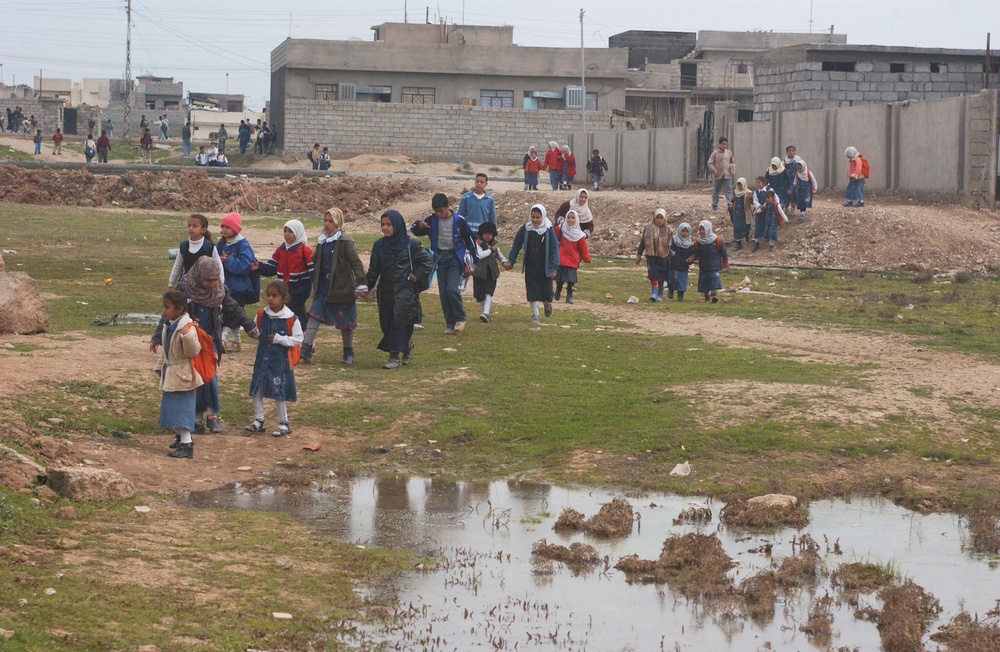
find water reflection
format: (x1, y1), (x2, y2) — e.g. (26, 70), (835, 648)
(183, 476), (1000, 650)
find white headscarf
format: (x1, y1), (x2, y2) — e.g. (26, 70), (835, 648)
(844, 146), (859, 159)
(697, 219), (716, 246)
(527, 204), (552, 235)
(317, 208), (343, 245)
(673, 222), (693, 249)
(283, 219), (307, 247)
(769, 157), (785, 174)
(560, 210), (585, 242)
(562, 144), (571, 155)
(569, 188), (594, 225)
(548, 141), (559, 150)
(796, 160), (810, 181)
(733, 177), (748, 197)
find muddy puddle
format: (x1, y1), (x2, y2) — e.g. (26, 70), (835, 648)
(183, 477), (1000, 650)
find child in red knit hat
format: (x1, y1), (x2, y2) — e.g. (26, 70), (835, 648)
(217, 212), (259, 352)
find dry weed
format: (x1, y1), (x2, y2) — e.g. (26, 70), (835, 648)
(720, 497), (809, 530)
(553, 497), (634, 537)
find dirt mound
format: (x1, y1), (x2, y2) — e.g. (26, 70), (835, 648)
(720, 496), (809, 530)
(875, 580), (942, 651)
(492, 188), (1000, 272)
(931, 612), (1000, 651)
(531, 539), (601, 571)
(0, 164), (427, 214)
(615, 532), (734, 597)
(553, 497), (634, 536)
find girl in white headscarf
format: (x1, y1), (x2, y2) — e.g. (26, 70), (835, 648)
(667, 222), (696, 301)
(729, 177), (753, 249)
(554, 209), (591, 304)
(257, 218), (315, 329)
(692, 220), (728, 303)
(635, 208), (671, 301)
(555, 188), (595, 237)
(843, 146), (866, 207)
(793, 161), (818, 220)
(506, 204), (559, 323)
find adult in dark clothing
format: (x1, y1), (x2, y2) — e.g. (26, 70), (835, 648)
(218, 124), (228, 153)
(96, 130), (112, 163)
(364, 210), (433, 369)
(238, 120), (251, 154)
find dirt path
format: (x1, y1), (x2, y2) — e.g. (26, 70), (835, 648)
(0, 133), (86, 162)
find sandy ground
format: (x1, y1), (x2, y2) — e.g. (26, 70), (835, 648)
(0, 133), (86, 162)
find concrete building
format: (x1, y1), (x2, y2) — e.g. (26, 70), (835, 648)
(72, 78), (112, 108)
(189, 92), (245, 112)
(33, 76), (72, 102)
(269, 22), (628, 149)
(613, 30), (847, 127)
(754, 44), (1000, 117)
(0, 83), (33, 100)
(135, 75), (184, 111)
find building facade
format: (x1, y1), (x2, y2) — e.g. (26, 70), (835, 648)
(754, 44), (1000, 117)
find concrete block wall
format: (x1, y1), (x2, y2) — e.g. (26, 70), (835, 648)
(0, 98), (63, 133)
(964, 90), (999, 208)
(282, 100), (619, 165)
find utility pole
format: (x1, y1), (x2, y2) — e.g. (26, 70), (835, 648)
(404, 0), (407, 23)
(123, 0), (132, 144)
(39, 69), (42, 100)
(809, 0), (814, 33)
(580, 9), (586, 134)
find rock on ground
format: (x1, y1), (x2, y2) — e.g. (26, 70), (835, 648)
(46, 467), (136, 502)
(748, 494), (799, 509)
(0, 272), (49, 334)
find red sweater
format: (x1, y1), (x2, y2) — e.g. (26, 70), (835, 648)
(259, 242), (315, 297)
(544, 148), (563, 173)
(555, 226), (591, 269)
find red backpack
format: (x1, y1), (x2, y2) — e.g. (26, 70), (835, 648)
(183, 323), (218, 382)
(256, 309), (301, 367)
(858, 155), (871, 179)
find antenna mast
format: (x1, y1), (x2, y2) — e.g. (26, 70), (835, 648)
(123, 0), (132, 144)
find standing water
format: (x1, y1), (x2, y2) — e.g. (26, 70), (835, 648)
(184, 476), (1000, 650)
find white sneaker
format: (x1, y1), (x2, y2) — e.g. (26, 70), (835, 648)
(459, 276), (469, 291)
(443, 327), (455, 335)
(453, 321), (466, 332)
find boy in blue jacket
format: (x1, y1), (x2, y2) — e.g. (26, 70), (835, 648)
(410, 193), (477, 334)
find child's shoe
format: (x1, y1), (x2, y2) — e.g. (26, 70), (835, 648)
(301, 343), (314, 364)
(443, 327), (455, 335)
(206, 417), (223, 433)
(383, 354), (401, 369)
(401, 349), (412, 365)
(453, 321), (466, 333)
(566, 292), (574, 304)
(667, 289), (674, 300)
(168, 443), (193, 458)
(169, 433), (181, 449)
(544, 302), (553, 317)
(230, 340), (241, 353)
(842, 200), (854, 207)
(554, 288), (562, 301)
(459, 275), (469, 291)
(530, 314), (541, 324)
(751, 240), (760, 252)
(244, 419), (265, 433)
(734, 240), (743, 250)
(769, 241), (776, 252)
(341, 347), (354, 365)
(710, 291), (718, 304)
(480, 313), (491, 323)
(677, 291), (685, 302)
(799, 211), (806, 220)
(704, 293), (710, 302)
(649, 293), (657, 302)
(273, 422), (292, 437)
(193, 421), (206, 435)
(856, 201), (865, 207)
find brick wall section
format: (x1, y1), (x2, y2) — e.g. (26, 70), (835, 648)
(754, 61), (1000, 116)
(282, 100), (620, 164)
(965, 89), (999, 208)
(0, 98), (63, 133)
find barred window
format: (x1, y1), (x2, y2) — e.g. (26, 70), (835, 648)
(402, 87), (435, 104)
(479, 89), (514, 108)
(315, 84), (337, 101)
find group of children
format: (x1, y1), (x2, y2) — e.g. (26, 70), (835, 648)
(523, 142), (608, 192)
(308, 143), (333, 170)
(636, 213), (728, 303)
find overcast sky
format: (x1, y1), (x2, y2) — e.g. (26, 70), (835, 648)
(1, 0), (997, 110)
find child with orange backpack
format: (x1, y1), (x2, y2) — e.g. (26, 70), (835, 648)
(245, 281), (303, 437)
(687, 220), (729, 303)
(155, 290), (204, 459)
(843, 146), (869, 207)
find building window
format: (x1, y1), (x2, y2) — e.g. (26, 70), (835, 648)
(479, 89), (514, 108)
(890, 63), (905, 73)
(585, 92), (598, 111)
(402, 87), (435, 104)
(164, 101), (179, 110)
(315, 84), (337, 101)
(930, 63), (945, 73)
(145, 100), (156, 109)
(821, 61), (856, 72)
(730, 59), (754, 75)
(680, 63), (697, 89)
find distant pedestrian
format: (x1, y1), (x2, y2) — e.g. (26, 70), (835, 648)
(561, 144), (576, 190)
(765, 157), (789, 212)
(158, 115), (169, 140)
(96, 130), (111, 163)
(471, 221), (507, 323)
(140, 114), (148, 130)
(752, 189), (788, 253)
(217, 123), (228, 153)
(52, 128), (63, 155)
(32, 129), (42, 155)
(729, 177), (753, 249)
(523, 147), (542, 190)
(87, 117), (96, 136)
(782, 145), (802, 211)
(690, 220), (728, 303)
(181, 121), (191, 157)
(105, 119), (114, 138)
(245, 280), (302, 438)
(308, 142), (321, 170)
(238, 119), (251, 154)
(319, 147), (331, 171)
(155, 289), (204, 460)
(792, 161), (817, 220)
(587, 149), (608, 190)
(707, 136), (734, 211)
(667, 222), (694, 301)
(843, 146), (867, 208)
(457, 172), (497, 236)
(553, 209), (590, 304)
(635, 208), (671, 302)
(554, 188), (595, 238)
(84, 133), (97, 164)
(140, 127), (153, 164)
(543, 141), (564, 191)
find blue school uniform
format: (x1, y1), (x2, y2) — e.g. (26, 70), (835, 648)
(794, 173), (814, 211)
(249, 311), (298, 402)
(694, 237), (727, 293)
(765, 170), (788, 206)
(668, 242), (695, 292)
(190, 303), (220, 416)
(756, 203), (782, 242)
(157, 319), (196, 430)
(732, 195), (751, 241)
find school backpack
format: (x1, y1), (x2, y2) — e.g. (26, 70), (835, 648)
(255, 309), (301, 366)
(858, 155), (871, 179)
(408, 240), (436, 292)
(183, 323), (218, 382)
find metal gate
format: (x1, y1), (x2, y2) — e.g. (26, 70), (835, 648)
(695, 110), (715, 181)
(63, 108), (78, 135)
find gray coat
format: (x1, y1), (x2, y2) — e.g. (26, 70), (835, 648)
(365, 238), (433, 332)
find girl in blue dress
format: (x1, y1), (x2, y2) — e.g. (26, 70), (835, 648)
(245, 281), (303, 437)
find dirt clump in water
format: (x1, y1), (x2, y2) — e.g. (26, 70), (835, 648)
(931, 612), (1000, 651)
(720, 496), (809, 530)
(531, 539), (601, 572)
(553, 497), (634, 537)
(737, 569), (779, 625)
(831, 561), (897, 601)
(673, 505), (712, 525)
(615, 532), (734, 598)
(800, 592), (835, 646)
(964, 497), (1000, 554)
(869, 579), (942, 652)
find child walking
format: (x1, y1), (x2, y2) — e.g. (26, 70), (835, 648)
(764, 157), (788, 212)
(364, 210), (434, 369)
(554, 209), (591, 304)
(33, 129), (42, 155)
(155, 290), (205, 459)
(524, 146), (542, 190)
(471, 221), (507, 322)
(792, 161), (817, 220)
(689, 220), (729, 303)
(667, 222), (695, 301)
(635, 208), (671, 302)
(587, 149), (609, 190)
(302, 207), (367, 365)
(753, 190), (789, 252)
(257, 219), (314, 331)
(729, 178), (753, 249)
(217, 212), (257, 352)
(178, 257), (258, 433)
(843, 146), (866, 207)
(505, 204), (560, 323)
(167, 213), (225, 293)
(245, 281), (303, 437)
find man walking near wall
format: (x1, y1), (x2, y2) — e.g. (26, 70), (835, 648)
(707, 137), (735, 212)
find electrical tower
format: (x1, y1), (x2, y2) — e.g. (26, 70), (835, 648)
(122, 0), (132, 145)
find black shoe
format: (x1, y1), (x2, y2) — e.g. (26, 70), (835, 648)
(554, 289), (562, 301)
(401, 350), (412, 365)
(544, 302), (553, 318)
(169, 443), (193, 458)
(677, 291), (685, 302)
(206, 417), (223, 433)
(566, 293), (573, 304)
(751, 240), (760, 252)
(667, 289), (674, 299)
(856, 201), (865, 207)
(704, 293), (710, 302)
(169, 433), (181, 449)
(193, 423), (206, 435)
(341, 347), (354, 365)
(734, 240), (743, 250)
(711, 292), (718, 304)
(301, 344), (314, 364)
